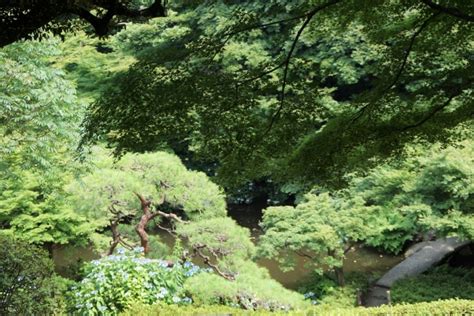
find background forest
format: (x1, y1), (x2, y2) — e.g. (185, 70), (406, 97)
(0, 0), (473, 315)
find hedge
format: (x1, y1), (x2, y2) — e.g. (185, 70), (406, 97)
(122, 299), (474, 315)
(313, 299), (474, 316)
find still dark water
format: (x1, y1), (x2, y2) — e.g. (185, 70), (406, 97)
(53, 203), (403, 289)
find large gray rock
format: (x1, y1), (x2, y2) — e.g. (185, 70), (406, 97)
(365, 285), (390, 307)
(376, 237), (470, 288)
(364, 238), (471, 307)
(404, 241), (431, 258)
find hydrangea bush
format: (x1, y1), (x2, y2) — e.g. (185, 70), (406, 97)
(69, 248), (210, 314)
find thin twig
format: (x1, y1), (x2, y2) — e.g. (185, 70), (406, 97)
(264, 0), (341, 135)
(156, 224), (176, 236)
(398, 95), (455, 131)
(351, 12), (439, 123)
(386, 12), (440, 92)
(295, 250), (314, 259)
(193, 245), (235, 280)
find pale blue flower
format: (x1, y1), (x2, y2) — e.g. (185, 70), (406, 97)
(98, 305), (107, 312)
(156, 287), (168, 299)
(182, 297), (192, 304)
(133, 247), (144, 254)
(117, 248), (126, 255)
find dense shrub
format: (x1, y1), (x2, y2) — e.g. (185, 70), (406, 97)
(298, 272), (373, 308)
(184, 261), (308, 311)
(122, 304), (247, 316)
(391, 265), (474, 304)
(0, 235), (68, 315)
(122, 299), (474, 315)
(176, 217), (256, 276)
(68, 248), (210, 314)
(315, 299), (474, 316)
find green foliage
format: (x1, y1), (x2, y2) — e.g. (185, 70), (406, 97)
(65, 148), (307, 314)
(82, 1), (474, 187)
(0, 39), (81, 169)
(299, 272), (373, 308)
(259, 141), (473, 290)
(0, 39), (91, 245)
(299, 273), (339, 303)
(0, 235), (68, 315)
(177, 217), (255, 274)
(54, 32), (135, 103)
(184, 261), (307, 311)
(2, 4), (474, 315)
(66, 148), (227, 251)
(0, 168), (92, 245)
(122, 304), (247, 316)
(112, 14), (193, 57)
(391, 265), (474, 304)
(315, 299), (474, 316)
(258, 192), (363, 273)
(343, 142), (474, 253)
(122, 299), (474, 316)
(68, 248), (206, 315)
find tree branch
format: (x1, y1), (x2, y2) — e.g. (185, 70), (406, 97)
(193, 244), (235, 280)
(154, 210), (187, 223)
(135, 192), (152, 216)
(420, 0), (474, 22)
(264, 0), (341, 135)
(224, 13), (310, 38)
(351, 12), (439, 123)
(134, 192), (186, 254)
(386, 12), (440, 92)
(156, 224), (176, 236)
(399, 95), (455, 132)
(71, 7), (115, 36)
(343, 243), (353, 255)
(0, 0), (166, 46)
(295, 250), (315, 259)
(107, 207), (134, 256)
(239, 60), (286, 84)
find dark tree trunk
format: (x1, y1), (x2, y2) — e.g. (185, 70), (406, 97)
(108, 219), (121, 256)
(44, 242), (55, 258)
(134, 192), (183, 255)
(335, 267), (345, 287)
(135, 194), (154, 255)
(136, 213), (152, 254)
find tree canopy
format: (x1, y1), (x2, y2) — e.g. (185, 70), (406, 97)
(0, 39), (91, 245)
(77, 0), (473, 187)
(259, 141), (474, 285)
(1, 2), (473, 314)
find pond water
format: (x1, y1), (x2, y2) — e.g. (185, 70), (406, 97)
(53, 203), (403, 289)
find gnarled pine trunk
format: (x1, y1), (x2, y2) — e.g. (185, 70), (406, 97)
(135, 194), (155, 255)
